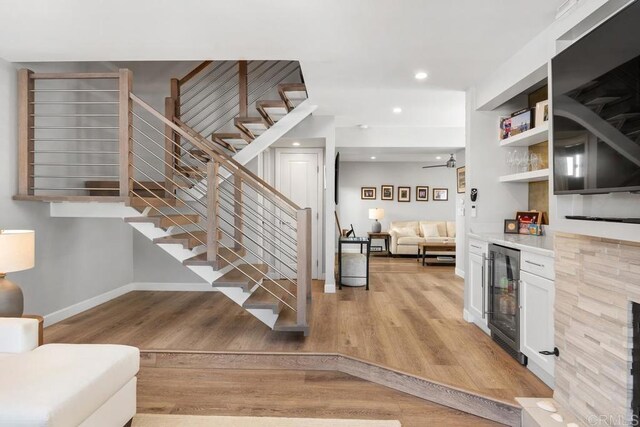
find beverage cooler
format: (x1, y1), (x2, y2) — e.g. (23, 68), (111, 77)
(488, 244), (527, 365)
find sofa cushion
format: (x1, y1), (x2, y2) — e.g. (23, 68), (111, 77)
(420, 223), (440, 238)
(418, 221), (447, 238)
(446, 222), (456, 238)
(394, 227), (418, 237)
(397, 236), (425, 245)
(0, 343), (139, 427)
(390, 221), (420, 236)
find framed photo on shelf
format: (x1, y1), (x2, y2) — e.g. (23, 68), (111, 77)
(381, 185), (394, 201)
(361, 187), (376, 200)
(499, 116), (512, 140)
(535, 100), (549, 127)
(416, 186), (429, 201)
(433, 188), (448, 201)
(516, 210), (541, 235)
(456, 166), (466, 193)
(510, 108), (533, 136)
(504, 219), (519, 234)
(398, 186), (411, 202)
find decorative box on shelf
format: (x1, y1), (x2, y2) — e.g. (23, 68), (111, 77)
(499, 122), (549, 148)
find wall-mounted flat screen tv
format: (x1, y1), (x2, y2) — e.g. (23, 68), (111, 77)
(552, 1), (640, 194)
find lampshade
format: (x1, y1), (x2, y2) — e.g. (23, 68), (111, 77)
(368, 208), (385, 220)
(0, 230), (35, 273)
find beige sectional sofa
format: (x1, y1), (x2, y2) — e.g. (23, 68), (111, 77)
(389, 220), (456, 256)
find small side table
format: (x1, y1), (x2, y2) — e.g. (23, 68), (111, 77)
(367, 232), (391, 257)
(338, 237), (371, 290)
(22, 314), (44, 346)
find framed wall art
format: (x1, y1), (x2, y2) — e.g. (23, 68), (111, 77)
(433, 188), (448, 201)
(398, 186), (411, 202)
(361, 187), (376, 200)
(381, 185), (394, 201)
(416, 186), (429, 201)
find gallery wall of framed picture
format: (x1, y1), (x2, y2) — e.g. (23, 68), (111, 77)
(359, 185), (452, 203)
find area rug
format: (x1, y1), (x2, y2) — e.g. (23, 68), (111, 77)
(133, 414), (401, 427)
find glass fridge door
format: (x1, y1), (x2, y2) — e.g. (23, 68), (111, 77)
(489, 247), (520, 346)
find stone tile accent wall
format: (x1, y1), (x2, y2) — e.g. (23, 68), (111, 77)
(554, 232), (640, 424)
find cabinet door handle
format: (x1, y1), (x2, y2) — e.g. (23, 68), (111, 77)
(525, 260), (544, 268)
(471, 244), (481, 249)
(539, 347), (560, 357)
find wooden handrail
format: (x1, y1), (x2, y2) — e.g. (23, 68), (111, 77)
(179, 61), (213, 86)
(30, 72), (120, 80)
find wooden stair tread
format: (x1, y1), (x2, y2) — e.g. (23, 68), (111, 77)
(234, 117), (270, 140)
(278, 83), (308, 111)
(256, 100), (288, 126)
(129, 197), (181, 209)
(213, 263), (269, 287)
(242, 285), (284, 313)
(274, 308), (308, 333)
(183, 247), (246, 267)
(125, 214), (200, 229)
(154, 231), (207, 249)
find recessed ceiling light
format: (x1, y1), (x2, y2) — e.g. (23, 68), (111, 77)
(292, 142), (301, 146)
(370, 156), (376, 160)
(393, 107), (402, 114)
(358, 124), (369, 129)
(415, 71), (428, 80)
(436, 156), (442, 160)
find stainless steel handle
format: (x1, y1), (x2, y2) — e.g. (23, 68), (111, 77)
(481, 253), (486, 319)
(525, 260), (544, 268)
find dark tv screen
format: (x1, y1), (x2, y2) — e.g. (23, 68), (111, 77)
(552, 1), (640, 194)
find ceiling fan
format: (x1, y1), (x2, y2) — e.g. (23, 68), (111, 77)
(422, 154), (456, 169)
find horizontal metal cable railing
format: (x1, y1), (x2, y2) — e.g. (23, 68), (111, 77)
(16, 67), (312, 329)
(130, 93), (310, 321)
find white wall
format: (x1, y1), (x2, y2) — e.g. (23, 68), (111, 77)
(0, 57), (135, 318)
(338, 160), (461, 237)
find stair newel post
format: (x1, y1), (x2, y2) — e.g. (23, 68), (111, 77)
(207, 161), (219, 265)
(17, 69), (34, 196)
(296, 207), (312, 332)
(234, 173), (243, 249)
(164, 97), (176, 198)
(118, 69), (133, 198)
(238, 61), (248, 118)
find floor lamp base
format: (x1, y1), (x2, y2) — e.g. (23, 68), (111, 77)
(0, 275), (24, 318)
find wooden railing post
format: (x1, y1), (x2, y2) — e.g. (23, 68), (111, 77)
(234, 173), (243, 249)
(119, 69), (133, 197)
(17, 69), (34, 196)
(238, 61), (248, 118)
(207, 161), (219, 264)
(164, 97), (176, 197)
(296, 207), (312, 331)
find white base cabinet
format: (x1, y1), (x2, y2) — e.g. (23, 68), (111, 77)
(467, 240), (489, 333)
(520, 270), (555, 386)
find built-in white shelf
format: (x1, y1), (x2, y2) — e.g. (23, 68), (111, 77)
(499, 122), (549, 148)
(499, 168), (550, 183)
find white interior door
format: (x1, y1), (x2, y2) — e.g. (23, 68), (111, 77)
(275, 149), (322, 279)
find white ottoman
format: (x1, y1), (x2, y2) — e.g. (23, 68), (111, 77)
(0, 342), (139, 427)
(341, 253), (367, 287)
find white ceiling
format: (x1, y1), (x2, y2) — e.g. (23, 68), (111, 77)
(338, 147), (462, 163)
(0, 0), (561, 145)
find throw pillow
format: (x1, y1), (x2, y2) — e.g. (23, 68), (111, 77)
(421, 223), (440, 238)
(393, 226), (417, 237)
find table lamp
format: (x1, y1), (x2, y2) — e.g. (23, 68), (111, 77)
(368, 208), (384, 233)
(0, 230), (35, 317)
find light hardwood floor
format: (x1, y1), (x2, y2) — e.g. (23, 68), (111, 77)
(138, 366), (501, 427)
(45, 258), (552, 404)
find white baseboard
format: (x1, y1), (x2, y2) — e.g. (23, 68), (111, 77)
(463, 308), (472, 322)
(43, 282), (215, 327)
(324, 282), (336, 293)
(455, 268), (465, 279)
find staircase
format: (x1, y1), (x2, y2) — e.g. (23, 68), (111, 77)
(15, 66), (313, 335)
